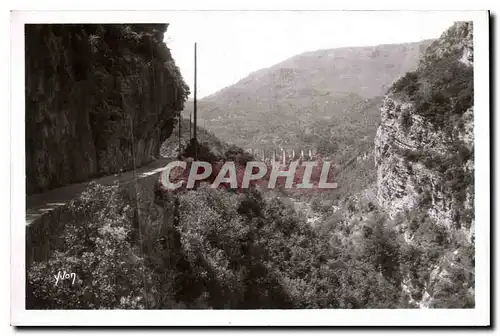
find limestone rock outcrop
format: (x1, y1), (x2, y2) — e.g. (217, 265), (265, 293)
(375, 22), (474, 233)
(26, 24), (189, 195)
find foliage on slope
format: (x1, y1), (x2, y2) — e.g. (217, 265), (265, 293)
(390, 22), (473, 132)
(312, 190), (474, 308)
(183, 40), (430, 152)
(28, 181), (418, 309)
(27, 182), (148, 309)
(381, 21), (474, 228)
(372, 21), (475, 306)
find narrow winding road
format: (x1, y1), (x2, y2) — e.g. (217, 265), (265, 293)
(26, 158), (172, 225)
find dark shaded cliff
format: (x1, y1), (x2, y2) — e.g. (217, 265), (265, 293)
(26, 24), (189, 195)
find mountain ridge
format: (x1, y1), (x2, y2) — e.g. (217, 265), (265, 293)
(201, 39), (434, 103)
(182, 38), (434, 156)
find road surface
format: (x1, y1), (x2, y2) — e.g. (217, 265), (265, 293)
(26, 158), (172, 225)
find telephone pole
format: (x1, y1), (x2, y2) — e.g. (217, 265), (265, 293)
(178, 114), (182, 154)
(193, 42), (198, 160)
(189, 112), (192, 140)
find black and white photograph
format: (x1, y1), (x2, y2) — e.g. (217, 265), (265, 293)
(9, 9), (490, 327)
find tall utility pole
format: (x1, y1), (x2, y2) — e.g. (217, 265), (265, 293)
(193, 42), (198, 159)
(178, 114), (182, 154)
(189, 113), (192, 140)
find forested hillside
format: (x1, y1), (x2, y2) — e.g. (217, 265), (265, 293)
(180, 40), (432, 201)
(184, 40), (432, 153)
(26, 22), (474, 310)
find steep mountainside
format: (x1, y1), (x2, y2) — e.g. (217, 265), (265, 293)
(294, 22), (475, 308)
(374, 21), (474, 307)
(26, 22), (476, 310)
(184, 40), (432, 151)
(376, 21), (474, 231)
(25, 24), (189, 195)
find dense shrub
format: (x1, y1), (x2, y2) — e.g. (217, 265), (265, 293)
(392, 72), (420, 97)
(27, 182), (148, 309)
(176, 186), (340, 308)
(391, 41), (473, 132)
(27, 179), (473, 309)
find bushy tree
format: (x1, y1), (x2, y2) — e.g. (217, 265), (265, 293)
(27, 182), (148, 309)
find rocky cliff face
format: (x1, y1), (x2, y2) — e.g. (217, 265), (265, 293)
(26, 24), (189, 195)
(373, 22), (475, 307)
(375, 22), (474, 234)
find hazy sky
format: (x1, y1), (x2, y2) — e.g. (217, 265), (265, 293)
(163, 11), (465, 98)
